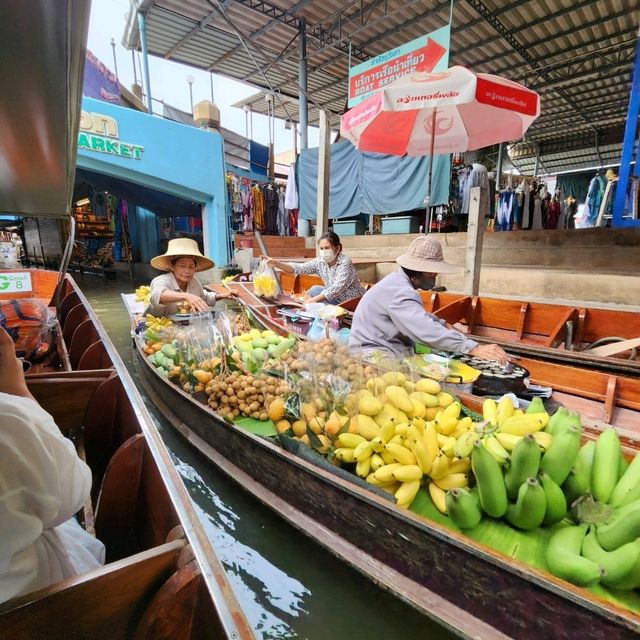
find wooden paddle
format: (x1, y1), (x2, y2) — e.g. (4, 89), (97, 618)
(583, 337), (640, 357)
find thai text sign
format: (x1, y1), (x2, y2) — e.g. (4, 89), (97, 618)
(348, 25), (450, 107)
(0, 272), (32, 293)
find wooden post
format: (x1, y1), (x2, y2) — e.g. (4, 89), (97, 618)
(316, 109), (330, 254)
(464, 186), (487, 296)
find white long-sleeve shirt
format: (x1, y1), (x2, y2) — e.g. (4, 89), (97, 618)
(292, 253), (365, 304)
(0, 393), (104, 604)
(349, 270), (478, 358)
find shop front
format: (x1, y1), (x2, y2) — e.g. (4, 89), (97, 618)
(21, 96), (229, 276)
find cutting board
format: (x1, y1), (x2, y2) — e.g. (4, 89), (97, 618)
(583, 337), (640, 357)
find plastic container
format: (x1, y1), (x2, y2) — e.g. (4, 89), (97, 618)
(332, 219), (366, 236)
(304, 302), (324, 316)
(381, 215), (420, 234)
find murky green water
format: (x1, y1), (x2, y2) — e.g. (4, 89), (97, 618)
(78, 271), (457, 640)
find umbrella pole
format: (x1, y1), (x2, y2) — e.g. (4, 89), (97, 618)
(425, 109), (437, 234)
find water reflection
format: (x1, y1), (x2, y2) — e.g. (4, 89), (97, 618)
(77, 272), (456, 640)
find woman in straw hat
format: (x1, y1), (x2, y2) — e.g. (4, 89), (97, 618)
(148, 238), (236, 316)
(349, 237), (507, 363)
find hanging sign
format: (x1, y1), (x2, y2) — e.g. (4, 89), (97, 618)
(0, 272), (32, 293)
(348, 25), (451, 107)
(78, 110), (144, 160)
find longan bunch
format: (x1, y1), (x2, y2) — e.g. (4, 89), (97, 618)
(229, 313), (251, 335)
(205, 370), (290, 422)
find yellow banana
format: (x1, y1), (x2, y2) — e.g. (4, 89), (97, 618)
(395, 480), (421, 508)
(370, 453), (385, 472)
(428, 482), (448, 514)
(411, 417), (425, 434)
(388, 434), (404, 446)
(483, 398), (498, 425)
(430, 452), (450, 480)
(496, 396), (515, 426)
(532, 431), (553, 450)
(353, 441), (373, 462)
(434, 473), (469, 490)
(435, 415), (459, 436)
(483, 435), (510, 465)
(334, 447), (355, 463)
(337, 433), (367, 449)
(356, 456), (372, 478)
(380, 422), (396, 443)
(392, 464), (423, 483)
(438, 435), (456, 458)
(385, 442), (417, 466)
(374, 463), (403, 483)
(395, 423), (410, 436)
(448, 457), (471, 474)
(499, 414), (546, 436)
(413, 439), (436, 474)
(369, 436), (385, 453)
(423, 422), (439, 462)
(495, 432), (523, 452)
(365, 473), (398, 489)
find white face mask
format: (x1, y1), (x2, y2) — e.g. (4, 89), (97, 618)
(319, 248), (335, 263)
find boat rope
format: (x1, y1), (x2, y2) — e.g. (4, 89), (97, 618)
(584, 336), (637, 360)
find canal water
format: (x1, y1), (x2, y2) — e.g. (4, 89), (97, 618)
(78, 272), (457, 640)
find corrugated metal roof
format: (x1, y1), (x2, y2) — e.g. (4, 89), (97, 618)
(123, 0), (640, 174)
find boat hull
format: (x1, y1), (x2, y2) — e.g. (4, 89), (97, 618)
(134, 342), (640, 640)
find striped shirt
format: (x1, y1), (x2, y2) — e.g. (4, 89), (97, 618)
(292, 253), (365, 303)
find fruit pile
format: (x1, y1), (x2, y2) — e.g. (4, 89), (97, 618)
(134, 285), (151, 304)
(232, 328), (295, 368)
(205, 369), (290, 422)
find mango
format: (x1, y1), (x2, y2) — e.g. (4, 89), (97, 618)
(267, 398), (286, 422)
(385, 385), (414, 414)
(292, 420), (307, 437)
(415, 378), (442, 395)
(358, 395), (384, 417)
(382, 371), (406, 386)
(438, 391), (455, 408)
(355, 414), (381, 440)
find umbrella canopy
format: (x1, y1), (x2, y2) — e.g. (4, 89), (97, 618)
(340, 65), (540, 157)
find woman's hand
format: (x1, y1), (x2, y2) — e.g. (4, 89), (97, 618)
(0, 326), (33, 398)
(469, 343), (509, 365)
(184, 293), (209, 313)
(216, 289), (238, 300)
(259, 255), (274, 266)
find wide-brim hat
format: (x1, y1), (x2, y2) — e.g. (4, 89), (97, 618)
(150, 238), (214, 272)
(396, 236), (460, 274)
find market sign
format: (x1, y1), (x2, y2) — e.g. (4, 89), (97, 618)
(78, 110), (144, 160)
(348, 25), (451, 107)
(0, 272), (32, 293)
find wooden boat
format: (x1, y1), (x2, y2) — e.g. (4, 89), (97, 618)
(129, 301), (640, 640)
(0, 270), (254, 639)
(226, 276), (640, 429)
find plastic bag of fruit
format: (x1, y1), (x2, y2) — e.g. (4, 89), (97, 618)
(252, 259), (277, 298)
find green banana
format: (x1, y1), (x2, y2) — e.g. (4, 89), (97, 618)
(596, 499), (640, 551)
(540, 471), (568, 526)
(445, 487), (483, 530)
(609, 452), (640, 508)
(506, 477), (547, 530)
(504, 434), (541, 500)
(619, 453), (629, 479)
(540, 424), (581, 486)
(581, 526), (640, 587)
(605, 540), (640, 590)
(545, 524), (603, 586)
(591, 428), (622, 503)
(526, 397), (546, 414)
(562, 440), (595, 505)
(453, 431), (478, 459)
(546, 407), (581, 436)
(471, 440), (508, 518)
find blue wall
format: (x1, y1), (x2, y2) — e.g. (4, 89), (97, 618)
(77, 97), (229, 266)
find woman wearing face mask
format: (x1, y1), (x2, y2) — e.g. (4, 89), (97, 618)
(147, 238), (236, 316)
(262, 231), (365, 305)
(349, 236), (508, 363)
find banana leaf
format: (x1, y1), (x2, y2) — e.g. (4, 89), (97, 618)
(234, 417), (278, 436)
(410, 490), (640, 614)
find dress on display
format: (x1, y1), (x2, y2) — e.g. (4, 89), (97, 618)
(532, 196), (543, 229)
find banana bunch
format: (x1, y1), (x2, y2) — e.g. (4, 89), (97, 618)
(145, 313), (172, 331)
(546, 428), (640, 590)
(334, 373), (479, 510)
(135, 285), (151, 304)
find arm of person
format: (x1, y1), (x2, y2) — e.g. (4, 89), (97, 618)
(0, 326), (33, 399)
(261, 256), (295, 274)
(157, 289), (210, 313)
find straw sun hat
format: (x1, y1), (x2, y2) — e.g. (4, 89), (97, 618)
(396, 236), (460, 274)
(150, 238), (214, 272)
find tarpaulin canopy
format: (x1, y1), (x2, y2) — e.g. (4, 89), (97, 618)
(298, 140), (450, 221)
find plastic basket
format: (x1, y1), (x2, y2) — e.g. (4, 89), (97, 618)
(284, 316), (312, 336)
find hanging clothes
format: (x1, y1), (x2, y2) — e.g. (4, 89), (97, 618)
(532, 196), (543, 229)
(263, 185), (279, 235)
(285, 163), (298, 210)
(584, 174), (607, 226)
(276, 187), (288, 236)
(545, 198), (561, 229)
(460, 163), (489, 214)
(496, 190), (514, 231)
(251, 185), (265, 232)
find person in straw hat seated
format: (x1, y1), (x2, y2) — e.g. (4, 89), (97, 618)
(148, 238), (236, 316)
(349, 237), (507, 363)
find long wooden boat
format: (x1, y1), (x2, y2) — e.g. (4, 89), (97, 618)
(0, 269), (254, 639)
(129, 300), (640, 640)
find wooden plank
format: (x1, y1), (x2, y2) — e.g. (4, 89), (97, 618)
(544, 307), (577, 348)
(515, 302), (529, 340)
(464, 186), (487, 296)
(430, 297), (471, 325)
(584, 337), (640, 357)
(468, 296), (480, 334)
(62, 303), (89, 346)
(0, 540), (185, 640)
(68, 318), (100, 369)
(316, 109), (330, 243)
(604, 376), (618, 425)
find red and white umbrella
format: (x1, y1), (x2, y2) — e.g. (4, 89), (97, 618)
(340, 65), (540, 157)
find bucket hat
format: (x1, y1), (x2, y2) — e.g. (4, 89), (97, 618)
(150, 238), (214, 272)
(396, 237), (460, 274)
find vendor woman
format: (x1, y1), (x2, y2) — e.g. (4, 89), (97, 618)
(148, 238), (236, 316)
(349, 236), (508, 364)
(262, 231), (365, 305)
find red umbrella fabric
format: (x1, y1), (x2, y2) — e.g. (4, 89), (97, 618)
(340, 65), (540, 157)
